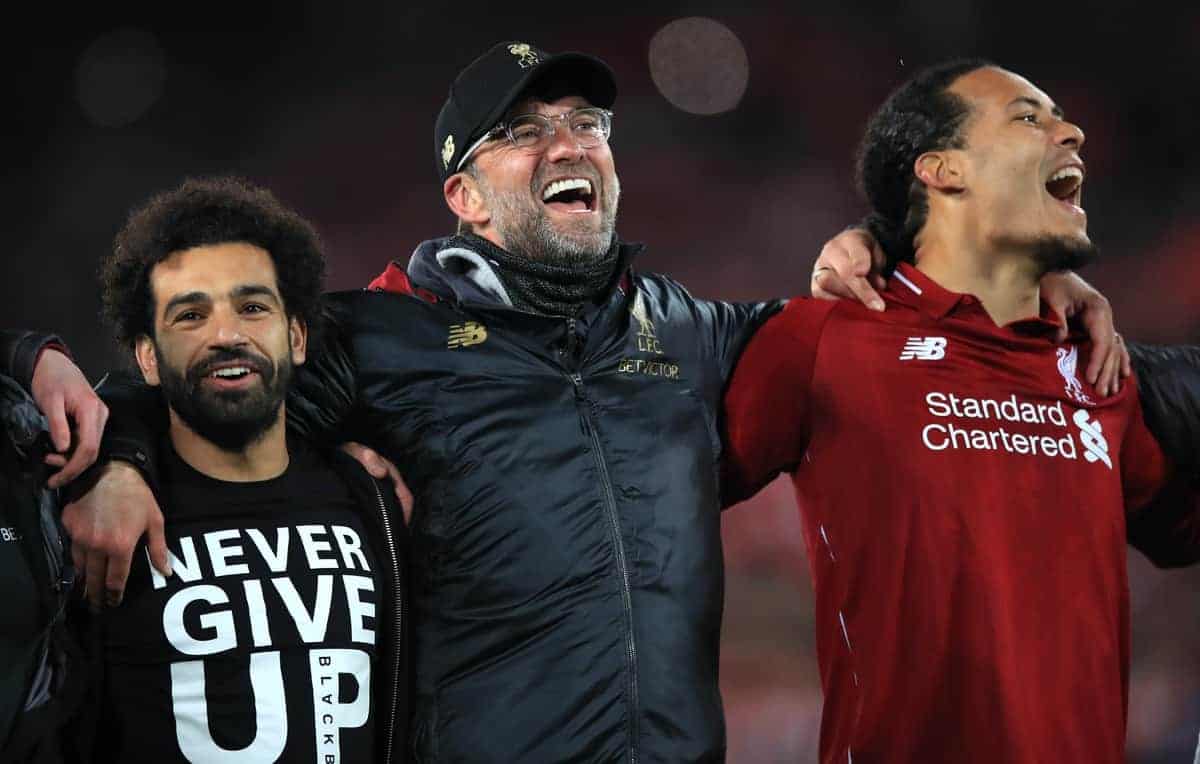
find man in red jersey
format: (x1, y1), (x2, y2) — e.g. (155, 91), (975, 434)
(722, 60), (1199, 763)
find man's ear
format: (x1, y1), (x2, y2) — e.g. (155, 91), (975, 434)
(289, 316), (308, 366)
(134, 335), (162, 386)
(443, 171), (490, 229)
(914, 151), (966, 193)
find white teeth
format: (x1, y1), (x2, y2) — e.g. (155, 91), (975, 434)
(1049, 167), (1083, 182)
(212, 366), (250, 378)
(542, 178), (593, 201)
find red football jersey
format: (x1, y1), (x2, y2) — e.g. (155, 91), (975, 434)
(723, 263), (1171, 763)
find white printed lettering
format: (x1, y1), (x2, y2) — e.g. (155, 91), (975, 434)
(172, 651), (287, 762)
(343, 575), (376, 645)
(245, 527), (289, 572)
(205, 529), (249, 578)
(273, 575), (334, 642)
(297, 525), (339, 570)
(332, 526), (370, 572)
(163, 585), (236, 656)
(310, 649), (371, 764)
(243, 579), (273, 648)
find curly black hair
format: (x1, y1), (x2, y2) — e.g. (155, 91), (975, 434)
(856, 59), (994, 268)
(102, 177), (326, 350)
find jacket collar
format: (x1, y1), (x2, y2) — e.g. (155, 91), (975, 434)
(397, 236), (645, 313)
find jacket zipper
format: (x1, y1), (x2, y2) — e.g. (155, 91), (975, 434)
(371, 479), (405, 764)
(568, 371), (639, 764)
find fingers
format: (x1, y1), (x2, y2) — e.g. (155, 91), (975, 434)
(84, 549), (106, 611)
(104, 550), (134, 607)
(812, 229), (886, 310)
(43, 393), (70, 453)
(340, 442), (414, 525)
(1084, 325), (1125, 397)
(69, 537), (86, 584)
(1049, 306), (1069, 344)
(47, 399), (107, 489)
(840, 274), (885, 312)
(60, 461), (163, 609)
(341, 441), (390, 480)
(340, 441), (381, 477)
(146, 510), (172, 578)
(811, 266), (850, 301)
(1119, 336), (1132, 379)
(867, 238), (887, 276)
(392, 470), (414, 526)
(1082, 312), (1113, 389)
(1096, 333), (1129, 397)
(812, 268), (885, 311)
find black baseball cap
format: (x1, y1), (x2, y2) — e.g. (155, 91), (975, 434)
(434, 41), (617, 182)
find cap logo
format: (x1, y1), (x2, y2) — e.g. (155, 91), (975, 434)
(442, 135), (455, 169)
(507, 43), (541, 69)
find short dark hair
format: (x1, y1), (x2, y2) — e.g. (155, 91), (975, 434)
(856, 59), (993, 267)
(102, 177), (326, 350)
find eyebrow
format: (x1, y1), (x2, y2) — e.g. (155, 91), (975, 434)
(1008, 96), (1064, 119)
(162, 284), (281, 316)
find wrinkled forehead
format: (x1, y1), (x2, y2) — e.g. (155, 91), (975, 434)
(951, 66), (1061, 120)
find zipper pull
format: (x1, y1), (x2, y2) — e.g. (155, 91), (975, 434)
(564, 318), (579, 358)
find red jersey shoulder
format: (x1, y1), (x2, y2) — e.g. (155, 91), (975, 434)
(367, 262), (440, 304)
(769, 297), (841, 343)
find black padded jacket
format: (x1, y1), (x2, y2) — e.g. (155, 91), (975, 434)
(102, 239), (780, 762)
(97, 246), (1200, 762)
(293, 240), (778, 762)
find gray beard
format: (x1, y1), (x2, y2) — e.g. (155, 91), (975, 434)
(478, 169), (619, 266)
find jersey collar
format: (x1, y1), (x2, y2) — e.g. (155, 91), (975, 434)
(886, 262), (1064, 338)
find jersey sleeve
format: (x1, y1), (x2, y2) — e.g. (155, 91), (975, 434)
(1122, 379), (1200, 568)
(720, 298), (834, 507)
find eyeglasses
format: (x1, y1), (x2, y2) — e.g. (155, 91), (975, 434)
(457, 107), (613, 171)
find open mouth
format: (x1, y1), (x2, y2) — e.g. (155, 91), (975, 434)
(541, 177), (596, 214)
(201, 362), (262, 388)
(1045, 165), (1084, 214)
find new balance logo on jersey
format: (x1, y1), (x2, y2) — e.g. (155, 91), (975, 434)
(900, 337), (947, 361)
(1073, 409), (1112, 469)
(447, 322), (487, 349)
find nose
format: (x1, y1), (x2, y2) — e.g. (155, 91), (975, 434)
(1055, 118), (1085, 151)
(210, 309), (249, 347)
(543, 120), (586, 162)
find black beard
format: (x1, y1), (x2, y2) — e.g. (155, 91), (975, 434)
(1030, 235), (1099, 275)
(156, 346), (292, 452)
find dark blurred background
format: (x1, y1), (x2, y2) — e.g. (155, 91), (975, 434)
(10, 1), (1200, 760)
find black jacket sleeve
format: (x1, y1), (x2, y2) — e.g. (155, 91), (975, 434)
(0, 330), (65, 393)
(1126, 341), (1200, 567)
(690, 298), (787, 386)
(90, 372), (167, 489)
(286, 300), (361, 447)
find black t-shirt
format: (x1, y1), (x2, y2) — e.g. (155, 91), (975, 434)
(98, 443), (379, 763)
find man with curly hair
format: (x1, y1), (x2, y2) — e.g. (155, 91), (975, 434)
(722, 62), (1200, 762)
(65, 44), (1143, 762)
(84, 177), (408, 763)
